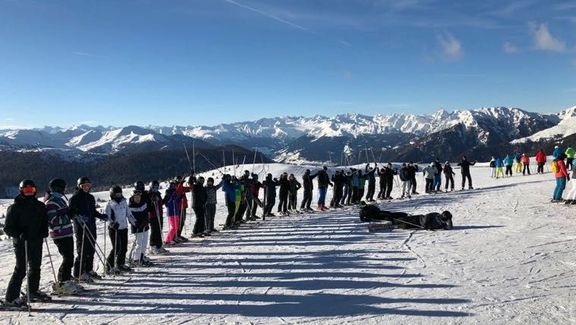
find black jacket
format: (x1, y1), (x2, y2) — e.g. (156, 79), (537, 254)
(457, 160), (476, 174)
(4, 195), (48, 242)
(69, 189), (106, 227)
(302, 172), (318, 191)
(192, 184), (207, 209)
(317, 170), (333, 188)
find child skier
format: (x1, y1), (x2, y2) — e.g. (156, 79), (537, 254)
(148, 180), (168, 255)
(105, 186), (135, 274)
(129, 189), (152, 266)
(204, 177), (223, 233)
(164, 180), (182, 245)
(288, 173), (302, 212)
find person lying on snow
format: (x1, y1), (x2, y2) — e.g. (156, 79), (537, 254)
(359, 204), (453, 230)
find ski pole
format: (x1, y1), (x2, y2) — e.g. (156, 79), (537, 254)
(78, 219), (114, 271)
(44, 238), (58, 283)
(24, 240), (31, 316)
(113, 228), (118, 271)
(79, 221), (86, 278)
(103, 221), (107, 275)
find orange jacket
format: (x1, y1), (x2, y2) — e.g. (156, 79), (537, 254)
(521, 155), (530, 164)
(555, 159), (569, 178)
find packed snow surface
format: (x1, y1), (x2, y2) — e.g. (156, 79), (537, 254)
(0, 163), (575, 324)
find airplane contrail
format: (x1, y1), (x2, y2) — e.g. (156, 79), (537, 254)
(224, 0), (309, 32)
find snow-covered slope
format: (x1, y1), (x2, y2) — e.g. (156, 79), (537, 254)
(512, 106), (576, 143)
(0, 163), (573, 324)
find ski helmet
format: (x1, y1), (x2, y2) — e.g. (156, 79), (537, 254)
(48, 178), (66, 194)
(109, 185), (123, 199)
(77, 176), (91, 187)
(19, 179), (36, 196)
(134, 181), (145, 192)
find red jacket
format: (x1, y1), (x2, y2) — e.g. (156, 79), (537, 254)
(555, 160), (569, 178)
(521, 155), (530, 164)
(535, 151), (546, 163)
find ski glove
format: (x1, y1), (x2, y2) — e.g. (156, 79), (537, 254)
(109, 222), (120, 230)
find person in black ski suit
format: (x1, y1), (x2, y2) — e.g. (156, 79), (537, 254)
(365, 163), (377, 202)
(3, 180), (50, 306)
(148, 180), (167, 254)
(288, 174), (302, 211)
(69, 177), (107, 281)
(191, 177), (207, 237)
(262, 174), (280, 219)
(300, 169), (318, 211)
(457, 156), (477, 190)
(330, 170), (345, 208)
(277, 173), (290, 215)
(341, 171), (353, 205)
(317, 166), (333, 211)
(443, 162), (455, 191)
(377, 163), (396, 199)
(408, 162), (419, 195)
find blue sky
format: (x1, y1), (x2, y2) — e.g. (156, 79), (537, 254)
(0, 0), (575, 128)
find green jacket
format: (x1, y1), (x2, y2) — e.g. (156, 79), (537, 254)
(566, 147), (576, 159)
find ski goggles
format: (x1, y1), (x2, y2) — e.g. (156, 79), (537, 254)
(20, 186), (36, 194)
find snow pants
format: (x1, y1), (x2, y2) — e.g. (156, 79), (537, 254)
(553, 177), (567, 200)
(165, 216), (180, 243)
(132, 231), (149, 262)
(5, 239), (42, 302)
(192, 206), (206, 235)
(54, 236), (74, 282)
(565, 179), (576, 200)
(107, 228), (128, 269)
(205, 203), (216, 233)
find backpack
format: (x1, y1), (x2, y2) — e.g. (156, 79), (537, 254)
(551, 160), (558, 173)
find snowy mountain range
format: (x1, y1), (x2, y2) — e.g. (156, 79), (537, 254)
(0, 106), (573, 164)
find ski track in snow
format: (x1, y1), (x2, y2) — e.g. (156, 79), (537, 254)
(0, 165), (575, 324)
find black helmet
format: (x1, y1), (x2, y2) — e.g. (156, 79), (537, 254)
(48, 178), (66, 194)
(19, 179), (36, 189)
(134, 181), (145, 192)
(19, 179), (36, 195)
(109, 185), (123, 199)
(77, 176), (91, 187)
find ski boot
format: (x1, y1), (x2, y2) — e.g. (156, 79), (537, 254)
(87, 270), (103, 280)
(25, 290), (52, 302)
(0, 297), (28, 311)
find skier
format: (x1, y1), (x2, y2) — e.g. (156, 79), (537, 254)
(504, 155), (514, 177)
(565, 146), (575, 171)
(191, 177), (207, 237)
(300, 169), (318, 212)
(148, 180), (168, 255)
(288, 174), (302, 212)
(175, 176), (191, 243)
(248, 174), (263, 219)
(364, 163), (377, 202)
(489, 157), (496, 178)
(422, 163), (435, 193)
(317, 166), (333, 211)
(377, 163), (395, 200)
(262, 174), (280, 219)
(495, 157), (505, 179)
(433, 159), (443, 192)
(409, 162), (419, 195)
(277, 173), (290, 215)
(341, 170), (353, 205)
(222, 175), (239, 230)
(563, 169), (576, 204)
(552, 153), (569, 203)
(535, 149), (547, 174)
(204, 177), (223, 232)
(129, 188), (152, 266)
(399, 163), (412, 199)
(105, 186), (135, 274)
(45, 178), (83, 295)
(163, 180), (182, 245)
(233, 177), (248, 225)
(2, 180), (50, 309)
(521, 153), (531, 175)
(457, 156), (477, 190)
(351, 169), (361, 204)
(514, 152), (522, 174)
(443, 162), (455, 192)
(69, 177), (107, 282)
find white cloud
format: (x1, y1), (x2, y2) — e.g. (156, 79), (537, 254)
(438, 33), (463, 60)
(530, 23), (566, 52)
(503, 42), (519, 54)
